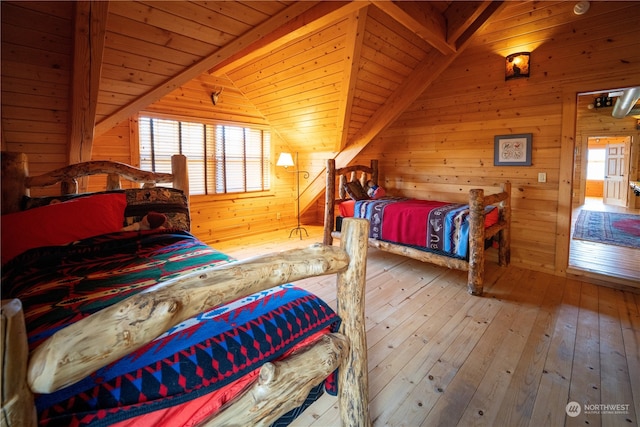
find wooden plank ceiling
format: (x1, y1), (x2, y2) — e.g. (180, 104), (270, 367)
(90, 0), (503, 161)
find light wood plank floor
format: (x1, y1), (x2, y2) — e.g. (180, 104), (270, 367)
(215, 226), (640, 427)
(568, 197), (640, 287)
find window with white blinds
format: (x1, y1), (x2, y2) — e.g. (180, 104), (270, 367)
(139, 117), (270, 195)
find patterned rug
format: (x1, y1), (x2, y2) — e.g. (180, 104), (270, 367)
(573, 210), (640, 249)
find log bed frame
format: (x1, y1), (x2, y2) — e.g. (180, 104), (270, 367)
(323, 158), (511, 296)
(0, 152), (370, 427)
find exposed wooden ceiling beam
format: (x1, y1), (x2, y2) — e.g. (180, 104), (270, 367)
(335, 7), (368, 151)
(69, 1), (109, 164)
(445, 1), (493, 46)
(210, 1), (371, 77)
(298, 0), (507, 211)
(94, 1), (320, 137)
(452, 1), (504, 50)
(374, 0), (455, 55)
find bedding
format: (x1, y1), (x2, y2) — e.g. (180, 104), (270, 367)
(340, 198), (498, 259)
(21, 187), (191, 231)
(1, 228), (340, 427)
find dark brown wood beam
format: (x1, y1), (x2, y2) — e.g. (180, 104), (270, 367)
(445, 1), (493, 46)
(452, 1), (504, 50)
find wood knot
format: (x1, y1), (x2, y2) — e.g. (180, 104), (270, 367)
(259, 362), (276, 384)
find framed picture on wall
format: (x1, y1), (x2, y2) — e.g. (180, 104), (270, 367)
(494, 133), (532, 166)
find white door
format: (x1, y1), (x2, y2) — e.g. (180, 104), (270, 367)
(603, 143), (628, 206)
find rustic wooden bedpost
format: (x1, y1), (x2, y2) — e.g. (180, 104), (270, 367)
(370, 159), (378, 186)
(467, 189), (485, 295)
(106, 173), (121, 191)
(60, 179), (78, 195)
(324, 158), (337, 245)
(171, 154), (189, 210)
(1, 152), (29, 214)
(1, 299), (37, 427)
(337, 218), (370, 427)
(499, 182), (511, 266)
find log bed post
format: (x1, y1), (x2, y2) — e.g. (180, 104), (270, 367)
(467, 189), (485, 296)
(0, 152), (29, 214)
(324, 158), (337, 245)
(171, 154), (189, 197)
(337, 218), (370, 427)
(1, 299), (37, 427)
(499, 182), (511, 266)
(370, 159), (378, 186)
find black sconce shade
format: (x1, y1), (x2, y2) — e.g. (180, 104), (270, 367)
(505, 52), (530, 80)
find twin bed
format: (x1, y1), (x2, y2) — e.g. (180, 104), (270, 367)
(323, 159), (511, 296)
(1, 152), (369, 427)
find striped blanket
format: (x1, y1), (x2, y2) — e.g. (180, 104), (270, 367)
(354, 198), (496, 258)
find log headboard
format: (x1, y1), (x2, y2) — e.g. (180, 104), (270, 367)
(1, 152), (189, 215)
(323, 158), (378, 246)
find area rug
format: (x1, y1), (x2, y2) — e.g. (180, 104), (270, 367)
(573, 210), (640, 249)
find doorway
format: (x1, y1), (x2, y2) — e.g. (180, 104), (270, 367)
(584, 136), (631, 207)
(568, 89), (640, 285)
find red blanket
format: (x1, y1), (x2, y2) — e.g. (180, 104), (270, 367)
(380, 199), (450, 247)
(352, 198), (498, 258)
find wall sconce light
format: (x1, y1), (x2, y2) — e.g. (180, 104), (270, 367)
(505, 52), (530, 80)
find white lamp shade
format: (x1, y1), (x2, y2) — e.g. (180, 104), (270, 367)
(276, 152), (294, 167)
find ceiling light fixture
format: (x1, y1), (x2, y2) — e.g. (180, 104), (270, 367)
(573, 1), (590, 15)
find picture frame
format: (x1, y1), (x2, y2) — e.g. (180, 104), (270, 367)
(494, 133), (532, 166)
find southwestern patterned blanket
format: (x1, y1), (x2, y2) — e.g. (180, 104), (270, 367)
(353, 198), (498, 259)
(1, 230), (339, 426)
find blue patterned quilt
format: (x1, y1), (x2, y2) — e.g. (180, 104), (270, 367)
(2, 230), (339, 426)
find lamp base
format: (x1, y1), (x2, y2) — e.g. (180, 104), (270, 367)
(288, 226), (309, 240)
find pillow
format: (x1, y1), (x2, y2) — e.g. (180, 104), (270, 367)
(22, 191), (119, 210)
(367, 185), (386, 200)
(1, 193), (127, 265)
(123, 188), (190, 231)
(23, 187), (190, 231)
(344, 181), (369, 201)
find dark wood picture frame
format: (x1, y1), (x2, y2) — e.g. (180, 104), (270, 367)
(494, 133), (532, 166)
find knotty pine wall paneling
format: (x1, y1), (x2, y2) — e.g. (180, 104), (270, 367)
(189, 130), (302, 245)
(1, 1), (74, 186)
(97, 1), (290, 124)
(143, 75), (270, 127)
(87, 119), (138, 192)
(353, 1), (640, 275)
(225, 16), (350, 152)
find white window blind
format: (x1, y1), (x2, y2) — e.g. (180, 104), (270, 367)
(139, 117), (270, 195)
